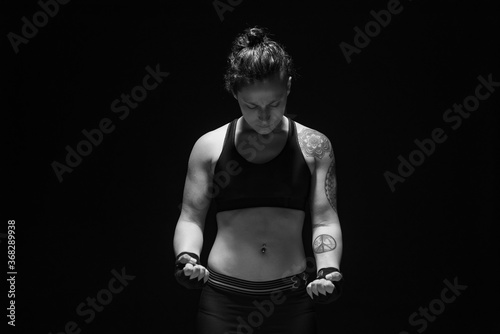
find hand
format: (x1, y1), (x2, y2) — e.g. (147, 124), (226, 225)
(306, 270), (343, 303)
(179, 253), (210, 283)
(174, 252), (209, 289)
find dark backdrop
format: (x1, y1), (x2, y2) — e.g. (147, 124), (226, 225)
(4, 1), (499, 333)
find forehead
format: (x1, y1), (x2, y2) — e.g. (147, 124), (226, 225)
(237, 73), (288, 102)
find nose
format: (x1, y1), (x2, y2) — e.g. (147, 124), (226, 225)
(258, 108), (271, 121)
(258, 115), (270, 123)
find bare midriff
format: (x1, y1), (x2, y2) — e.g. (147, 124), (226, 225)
(208, 206), (307, 281)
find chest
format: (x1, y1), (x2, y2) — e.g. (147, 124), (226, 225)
(210, 124), (315, 176)
(235, 131), (286, 163)
(235, 131), (315, 174)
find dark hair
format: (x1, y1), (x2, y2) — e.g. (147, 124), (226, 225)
(224, 26), (296, 94)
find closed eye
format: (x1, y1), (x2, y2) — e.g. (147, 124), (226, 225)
(246, 103), (280, 109)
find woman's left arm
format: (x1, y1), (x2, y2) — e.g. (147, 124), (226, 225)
(310, 140), (342, 272)
(299, 129), (343, 300)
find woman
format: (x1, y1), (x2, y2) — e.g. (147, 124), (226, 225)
(173, 27), (344, 334)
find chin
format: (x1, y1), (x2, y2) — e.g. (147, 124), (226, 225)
(253, 123), (276, 134)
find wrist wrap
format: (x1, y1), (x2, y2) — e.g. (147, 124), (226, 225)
(313, 267), (343, 304)
(174, 252), (205, 289)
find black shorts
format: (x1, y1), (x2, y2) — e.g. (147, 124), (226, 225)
(195, 267), (317, 334)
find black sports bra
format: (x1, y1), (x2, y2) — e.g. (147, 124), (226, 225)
(213, 117), (312, 212)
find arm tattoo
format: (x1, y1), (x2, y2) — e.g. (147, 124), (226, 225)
(313, 234), (337, 253)
(325, 159), (337, 213)
(298, 128), (333, 159)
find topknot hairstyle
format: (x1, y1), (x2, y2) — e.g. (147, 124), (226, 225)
(224, 26), (296, 94)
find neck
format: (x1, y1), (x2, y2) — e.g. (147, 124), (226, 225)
(240, 116), (287, 137)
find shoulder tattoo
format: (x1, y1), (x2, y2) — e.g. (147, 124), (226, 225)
(298, 128), (333, 159)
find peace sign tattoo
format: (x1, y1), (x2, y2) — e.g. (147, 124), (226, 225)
(313, 234), (337, 253)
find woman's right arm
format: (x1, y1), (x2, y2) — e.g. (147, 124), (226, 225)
(173, 133), (214, 258)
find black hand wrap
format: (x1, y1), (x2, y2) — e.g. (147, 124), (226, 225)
(174, 252), (206, 289)
(313, 267), (343, 304)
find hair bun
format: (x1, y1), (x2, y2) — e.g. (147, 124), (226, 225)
(246, 27), (266, 47)
(225, 26), (296, 94)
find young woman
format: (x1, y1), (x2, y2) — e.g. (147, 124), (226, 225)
(173, 26), (344, 334)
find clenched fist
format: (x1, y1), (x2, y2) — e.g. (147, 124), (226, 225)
(306, 268), (343, 304)
(174, 252), (209, 289)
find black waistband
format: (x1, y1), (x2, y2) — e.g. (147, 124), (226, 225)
(207, 267), (309, 296)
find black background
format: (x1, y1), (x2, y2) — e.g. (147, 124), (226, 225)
(3, 0), (499, 333)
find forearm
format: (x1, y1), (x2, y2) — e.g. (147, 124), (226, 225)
(173, 220), (204, 257)
(312, 222), (342, 272)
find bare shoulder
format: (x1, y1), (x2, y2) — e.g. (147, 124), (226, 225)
(190, 121), (231, 169)
(194, 122), (229, 147)
(293, 120), (334, 160)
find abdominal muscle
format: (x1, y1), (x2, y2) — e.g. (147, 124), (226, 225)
(207, 207), (307, 281)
